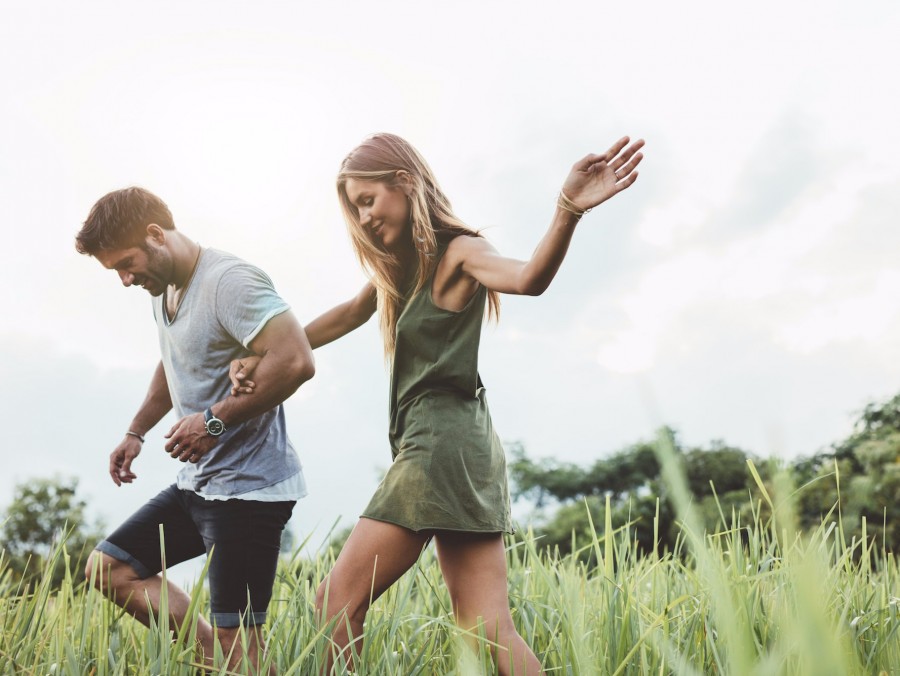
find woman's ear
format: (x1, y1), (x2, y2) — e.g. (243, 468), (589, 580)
(395, 170), (415, 197)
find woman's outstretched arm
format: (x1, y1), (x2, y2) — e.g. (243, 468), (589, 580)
(229, 282), (376, 394)
(304, 282), (377, 349)
(455, 136), (643, 296)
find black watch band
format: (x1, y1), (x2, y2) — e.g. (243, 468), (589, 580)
(203, 408), (226, 436)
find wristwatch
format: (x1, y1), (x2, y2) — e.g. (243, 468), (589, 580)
(203, 408), (227, 436)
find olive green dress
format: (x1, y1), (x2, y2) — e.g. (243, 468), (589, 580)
(361, 261), (514, 534)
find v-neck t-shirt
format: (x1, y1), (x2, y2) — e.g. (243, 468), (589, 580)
(151, 247), (304, 498)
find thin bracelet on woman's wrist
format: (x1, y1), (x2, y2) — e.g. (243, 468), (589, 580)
(557, 190), (591, 218)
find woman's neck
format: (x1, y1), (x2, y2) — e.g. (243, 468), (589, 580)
(393, 237), (417, 270)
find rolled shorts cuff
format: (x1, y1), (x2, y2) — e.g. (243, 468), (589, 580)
(212, 611), (267, 628)
(95, 540), (154, 579)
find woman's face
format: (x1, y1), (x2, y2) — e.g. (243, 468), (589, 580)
(344, 177), (411, 252)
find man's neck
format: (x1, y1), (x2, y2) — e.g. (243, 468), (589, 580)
(170, 235), (202, 290)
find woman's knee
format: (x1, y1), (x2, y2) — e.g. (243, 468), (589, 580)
(452, 602), (516, 639)
(314, 578), (330, 614)
(315, 577), (368, 625)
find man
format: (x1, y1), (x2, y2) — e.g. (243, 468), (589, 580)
(76, 186), (315, 671)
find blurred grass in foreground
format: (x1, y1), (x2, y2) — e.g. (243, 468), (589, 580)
(1, 431), (898, 674)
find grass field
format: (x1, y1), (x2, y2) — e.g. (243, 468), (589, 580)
(2, 438), (899, 675)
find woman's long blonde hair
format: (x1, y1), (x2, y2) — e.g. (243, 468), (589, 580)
(337, 133), (499, 358)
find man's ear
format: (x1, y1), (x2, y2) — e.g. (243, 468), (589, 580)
(145, 223), (167, 245)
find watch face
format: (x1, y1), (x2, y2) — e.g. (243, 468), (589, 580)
(206, 418), (225, 436)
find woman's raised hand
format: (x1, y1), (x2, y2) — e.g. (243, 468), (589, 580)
(560, 137), (644, 214)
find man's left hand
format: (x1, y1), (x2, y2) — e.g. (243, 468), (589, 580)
(164, 413), (218, 463)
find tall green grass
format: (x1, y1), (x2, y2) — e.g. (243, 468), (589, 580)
(2, 437), (898, 674)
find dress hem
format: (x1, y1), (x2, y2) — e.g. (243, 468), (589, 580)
(360, 513), (515, 535)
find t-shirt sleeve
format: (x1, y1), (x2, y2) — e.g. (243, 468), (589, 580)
(214, 264), (291, 348)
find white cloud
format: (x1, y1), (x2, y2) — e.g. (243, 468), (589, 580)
(597, 331), (656, 375)
(593, 149), (900, 376)
(779, 270), (900, 353)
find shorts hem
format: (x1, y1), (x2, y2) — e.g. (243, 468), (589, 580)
(212, 611), (267, 628)
(360, 514), (514, 535)
(95, 540), (154, 579)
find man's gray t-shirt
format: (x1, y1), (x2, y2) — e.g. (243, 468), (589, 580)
(152, 247), (303, 496)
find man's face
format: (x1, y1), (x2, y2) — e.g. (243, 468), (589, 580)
(95, 240), (173, 297)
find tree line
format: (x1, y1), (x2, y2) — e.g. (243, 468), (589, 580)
(508, 392), (900, 557)
(3, 392), (899, 583)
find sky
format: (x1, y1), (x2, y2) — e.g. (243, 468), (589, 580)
(2, 0), (900, 580)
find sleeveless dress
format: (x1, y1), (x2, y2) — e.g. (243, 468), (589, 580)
(361, 259), (514, 534)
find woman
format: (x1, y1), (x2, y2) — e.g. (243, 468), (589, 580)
(231, 133), (644, 674)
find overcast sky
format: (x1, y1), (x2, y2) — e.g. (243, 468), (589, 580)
(2, 1), (899, 580)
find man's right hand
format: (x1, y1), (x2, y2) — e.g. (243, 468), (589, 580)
(109, 436), (141, 486)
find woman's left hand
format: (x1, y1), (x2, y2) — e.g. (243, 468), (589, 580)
(229, 355), (262, 396)
(561, 137), (645, 213)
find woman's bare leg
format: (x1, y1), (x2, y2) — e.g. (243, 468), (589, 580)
(434, 531), (543, 676)
(315, 518), (430, 670)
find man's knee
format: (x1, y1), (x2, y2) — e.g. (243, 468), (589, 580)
(84, 550), (141, 592)
(215, 626), (241, 649)
(84, 549), (105, 587)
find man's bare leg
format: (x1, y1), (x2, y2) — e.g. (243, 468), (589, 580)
(86, 551), (216, 661)
(216, 625), (270, 674)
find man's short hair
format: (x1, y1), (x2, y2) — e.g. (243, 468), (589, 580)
(76, 187), (175, 256)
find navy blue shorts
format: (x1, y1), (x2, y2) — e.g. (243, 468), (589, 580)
(96, 484), (295, 628)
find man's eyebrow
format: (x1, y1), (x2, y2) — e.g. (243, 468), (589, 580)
(113, 256), (133, 270)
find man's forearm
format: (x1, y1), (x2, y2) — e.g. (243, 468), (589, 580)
(211, 311), (315, 426)
(129, 361), (173, 435)
(161, 311), (314, 463)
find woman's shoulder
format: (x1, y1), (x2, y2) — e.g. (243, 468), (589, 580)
(441, 232), (492, 263)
